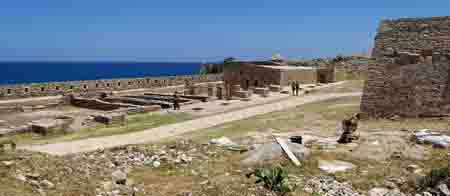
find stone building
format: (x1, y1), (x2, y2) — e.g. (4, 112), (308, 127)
(361, 16), (450, 117)
(223, 59), (334, 97)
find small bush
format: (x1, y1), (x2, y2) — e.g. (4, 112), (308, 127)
(249, 166), (296, 196)
(420, 162), (450, 189)
(312, 192), (322, 196)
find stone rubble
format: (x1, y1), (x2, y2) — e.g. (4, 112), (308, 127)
(438, 184), (450, 196)
(412, 129), (450, 148)
(304, 176), (360, 196)
(4, 140), (230, 196)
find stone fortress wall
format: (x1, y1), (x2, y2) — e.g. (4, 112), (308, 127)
(0, 74), (223, 99)
(372, 16), (450, 57)
(361, 16), (450, 117)
(361, 55), (450, 117)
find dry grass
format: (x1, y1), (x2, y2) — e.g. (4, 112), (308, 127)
(2, 80), (450, 195)
(173, 85), (450, 195)
(0, 151), (102, 196)
(128, 144), (273, 196)
(181, 96), (362, 143)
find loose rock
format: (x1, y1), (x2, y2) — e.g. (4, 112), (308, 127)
(304, 176), (360, 196)
(111, 170), (127, 185)
(209, 137), (236, 146)
(438, 184), (450, 196)
(40, 180), (55, 189)
(369, 188), (390, 196)
(318, 160), (355, 173)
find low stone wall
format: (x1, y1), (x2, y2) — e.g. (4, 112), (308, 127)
(70, 96), (136, 111)
(0, 74), (223, 99)
(281, 69), (318, 85)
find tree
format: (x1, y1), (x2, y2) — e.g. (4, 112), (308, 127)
(224, 57), (236, 64)
(223, 57), (240, 70)
(199, 66), (208, 75)
(272, 53), (283, 61)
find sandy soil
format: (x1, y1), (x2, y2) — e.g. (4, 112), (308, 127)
(21, 92), (361, 155)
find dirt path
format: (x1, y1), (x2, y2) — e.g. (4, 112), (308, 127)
(20, 92), (361, 155)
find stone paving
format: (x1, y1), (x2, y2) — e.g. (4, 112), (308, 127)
(21, 91), (361, 155)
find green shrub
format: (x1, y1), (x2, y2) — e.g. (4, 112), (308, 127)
(250, 166), (296, 195)
(199, 67), (208, 75)
(420, 162), (450, 189)
(312, 192), (322, 196)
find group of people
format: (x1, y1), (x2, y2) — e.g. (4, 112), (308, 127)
(290, 81), (301, 96)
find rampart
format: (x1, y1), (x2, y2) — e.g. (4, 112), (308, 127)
(372, 16), (450, 58)
(0, 74), (223, 99)
(361, 55), (450, 117)
(362, 16), (450, 117)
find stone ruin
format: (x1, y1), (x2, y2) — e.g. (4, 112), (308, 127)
(222, 59), (335, 99)
(361, 16), (450, 118)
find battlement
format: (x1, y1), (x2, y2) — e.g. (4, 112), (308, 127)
(362, 16), (450, 118)
(373, 16), (450, 58)
(0, 74), (223, 99)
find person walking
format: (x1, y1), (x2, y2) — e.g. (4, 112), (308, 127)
(295, 81), (300, 96)
(291, 81), (295, 96)
(173, 92), (180, 110)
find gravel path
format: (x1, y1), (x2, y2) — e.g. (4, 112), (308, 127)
(21, 92), (361, 155)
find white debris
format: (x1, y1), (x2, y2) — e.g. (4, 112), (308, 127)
(412, 129), (450, 148)
(209, 137), (236, 146)
(152, 161), (161, 168)
(369, 188), (390, 196)
(318, 160), (356, 173)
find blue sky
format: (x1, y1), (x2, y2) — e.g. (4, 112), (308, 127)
(0, 0), (449, 62)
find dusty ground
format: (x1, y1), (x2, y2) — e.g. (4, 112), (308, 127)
(1, 82), (342, 146)
(1, 80), (449, 196)
(22, 92), (359, 155)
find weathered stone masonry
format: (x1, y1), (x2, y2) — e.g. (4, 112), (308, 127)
(372, 16), (450, 57)
(0, 74), (222, 99)
(361, 16), (450, 117)
(361, 57), (450, 117)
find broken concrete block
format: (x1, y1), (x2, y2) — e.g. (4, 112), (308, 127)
(19, 106), (33, 113)
(31, 118), (72, 135)
(269, 85), (281, 92)
(241, 139), (310, 165)
(94, 113), (126, 125)
(234, 90), (251, 98)
(253, 88), (270, 97)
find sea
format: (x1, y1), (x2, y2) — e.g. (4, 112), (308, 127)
(0, 62), (202, 85)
